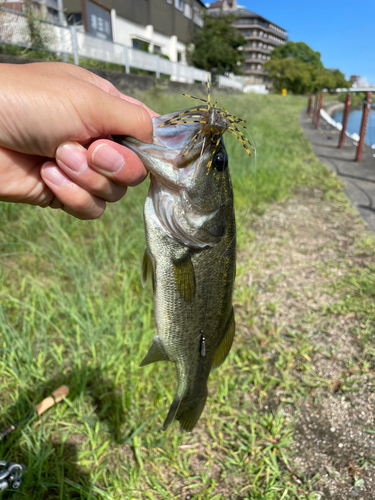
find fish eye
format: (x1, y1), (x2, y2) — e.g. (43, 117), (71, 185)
(213, 151), (228, 172)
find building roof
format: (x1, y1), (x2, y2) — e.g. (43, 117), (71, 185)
(234, 8), (285, 30)
(208, 1), (286, 32)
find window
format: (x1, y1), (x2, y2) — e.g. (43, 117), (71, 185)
(67, 13), (82, 25)
(153, 45), (162, 54)
(184, 3), (192, 18)
(132, 38), (150, 52)
(177, 51), (182, 62)
(175, 0), (183, 11)
(193, 6), (203, 27)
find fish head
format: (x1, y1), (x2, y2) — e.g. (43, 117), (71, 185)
(114, 104), (232, 198)
(112, 104), (241, 247)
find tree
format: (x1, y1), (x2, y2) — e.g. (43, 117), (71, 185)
(314, 68), (349, 92)
(264, 41), (350, 94)
(264, 58), (313, 94)
(270, 41), (323, 69)
(186, 14), (246, 82)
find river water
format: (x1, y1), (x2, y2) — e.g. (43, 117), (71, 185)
(333, 106), (375, 147)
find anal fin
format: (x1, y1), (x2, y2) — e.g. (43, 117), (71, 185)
(140, 336), (170, 366)
(212, 308), (235, 370)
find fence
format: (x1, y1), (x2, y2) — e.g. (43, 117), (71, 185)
(0, 8), (245, 90)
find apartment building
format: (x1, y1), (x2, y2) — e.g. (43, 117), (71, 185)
(208, 0), (287, 85)
(63, 0), (206, 63)
(2, 0), (205, 62)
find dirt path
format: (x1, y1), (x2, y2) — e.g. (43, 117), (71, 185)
(241, 187), (375, 499)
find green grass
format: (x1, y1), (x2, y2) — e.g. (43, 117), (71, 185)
(322, 233), (375, 362)
(0, 90), (347, 499)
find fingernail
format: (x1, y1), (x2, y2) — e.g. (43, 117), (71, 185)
(57, 143), (87, 173)
(91, 144), (124, 174)
(42, 163), (69, 187)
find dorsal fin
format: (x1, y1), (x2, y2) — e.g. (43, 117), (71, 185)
(140, 336), (170, 367)
(212, 308), (235, 370)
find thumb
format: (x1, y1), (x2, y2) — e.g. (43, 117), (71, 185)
(77, 84), (155, 144)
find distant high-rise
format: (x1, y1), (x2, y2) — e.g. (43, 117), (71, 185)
(350, 75), (361, 85)
(208, 1), (287, 85)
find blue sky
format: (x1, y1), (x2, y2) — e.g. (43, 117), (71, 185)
(235, 0), (375, 85)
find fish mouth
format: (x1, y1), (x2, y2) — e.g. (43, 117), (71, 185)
(112, 119), (216, 181)
(154, 106), (229, 157)
(112, 104), (236, 182)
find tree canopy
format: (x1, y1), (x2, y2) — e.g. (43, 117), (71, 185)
(186, 14), (246, 82)
(270, 41), (323, 69)
(264, 41), (350, 94)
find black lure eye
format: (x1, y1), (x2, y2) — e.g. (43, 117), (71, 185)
(213, 151), (228, 172)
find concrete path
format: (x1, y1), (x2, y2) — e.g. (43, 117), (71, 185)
(300, 109), (375, 232)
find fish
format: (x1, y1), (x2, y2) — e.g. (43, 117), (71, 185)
(113, 88), (253, 431)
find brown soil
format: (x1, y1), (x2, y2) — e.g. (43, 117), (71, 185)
(246, 187), (375, 499)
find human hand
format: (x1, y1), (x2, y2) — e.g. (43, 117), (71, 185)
(0, 62), (157, 219)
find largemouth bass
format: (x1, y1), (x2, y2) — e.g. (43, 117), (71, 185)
(114, 93), (252, 431)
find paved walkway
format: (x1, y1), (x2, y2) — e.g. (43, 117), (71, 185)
(300, 109), (375, 232)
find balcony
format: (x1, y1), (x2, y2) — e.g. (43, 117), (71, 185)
(244, 67), (265, 75)
(268, 24), (287, 38)
(233, 18), (268, 28)
(267, 38), (285, 46)
(237, 29), (286, 44)
(244, 42), (273, 52)
(244, 47), (272, 55)
(242, 34), (271, 42)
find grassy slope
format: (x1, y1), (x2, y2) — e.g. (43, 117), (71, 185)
(0, 91), (370, 499)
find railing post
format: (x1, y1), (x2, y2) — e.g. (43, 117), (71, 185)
(356, 92), (372, 162)
(69, 26), (79, 65)
(56, 0), (67, 62)
(316, 92), (324, 128)
(124, 46), (130, 74)
(156, 55), (160, 79)
(312, 93), (319, 124)
(338, 92), (351, 148)
(307, 94), (313, 115)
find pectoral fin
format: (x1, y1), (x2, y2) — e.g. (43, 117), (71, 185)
(173, 253), (196, 302)
(141, 249), (154, 288)
(140, 336), (170, 366)
(212, 308), (235, 369)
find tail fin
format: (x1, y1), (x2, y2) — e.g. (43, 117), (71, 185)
(162, 388), (208, 432)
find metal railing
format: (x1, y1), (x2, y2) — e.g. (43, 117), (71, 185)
(0, 8), (245, 90)
(218, 74), (245, 90)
